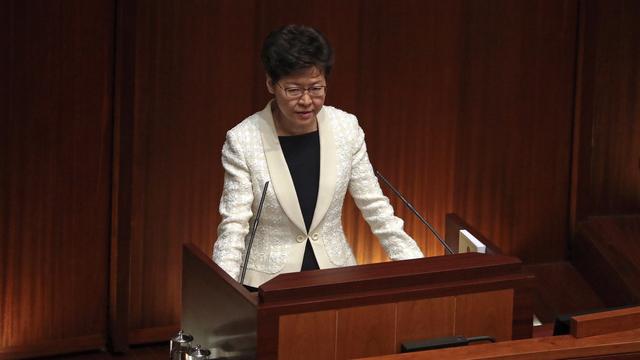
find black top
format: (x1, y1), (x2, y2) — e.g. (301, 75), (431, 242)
(279, 130), (320, 271)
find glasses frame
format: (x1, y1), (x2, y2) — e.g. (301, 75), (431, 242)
(277, 83), (328, 99)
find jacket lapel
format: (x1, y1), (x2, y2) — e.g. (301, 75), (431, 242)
(257, 102), (307, 234)
(309, 107), (337, 233)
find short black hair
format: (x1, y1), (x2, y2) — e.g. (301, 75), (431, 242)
(261, 25), (334, 84)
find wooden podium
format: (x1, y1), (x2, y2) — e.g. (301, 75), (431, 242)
(182, 242), (534, 359)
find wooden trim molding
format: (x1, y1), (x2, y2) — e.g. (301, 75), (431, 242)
(571, 306), (640, 339)
(360, 328), (640, 360)
(108, 0), (137, 353)
(129, 325), (180, 345)
(569, 0), (588, 234)
(0, 335), (104, 360)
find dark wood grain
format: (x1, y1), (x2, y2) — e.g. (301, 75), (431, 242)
(259, 253), (523, 303)
(522, 261), (604, 323)
(569, 0), (588, 233)
(109, 0), (137, 352)
(127, 326), (178, 346)
(568, 354), (640, 360)
(336, 303), (397, 359)
(573, 0), (640, 223)
(126, 0), (259, 342)
(445, 213), (502, 254)
(450, 0), (577, 262)
(455, 290), (514, 341)
(354, 0), (465, 260)
(512, 284), (535, 340)
(396, 297), (456, 351)
(571, 306), (640, 338)
(35, 343), (167, 360)
(0, 0), (114, 357)
(352, 0), (578, 263)
(278, 310), (337, 360)
(572, 215), (640, 306)
(0, 336), (104, 360)
(360, 328), (640, 360)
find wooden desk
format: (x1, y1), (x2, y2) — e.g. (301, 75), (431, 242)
(362, 307), (640, 360)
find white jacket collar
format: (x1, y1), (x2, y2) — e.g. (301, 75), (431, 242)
(257, 101), (337, 235)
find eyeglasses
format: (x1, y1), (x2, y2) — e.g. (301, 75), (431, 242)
(277, 83), (327, 99)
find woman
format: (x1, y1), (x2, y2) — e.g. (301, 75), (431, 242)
(213, 25), (423, 289)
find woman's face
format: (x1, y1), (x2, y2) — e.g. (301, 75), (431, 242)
(267, 66), (326, 135)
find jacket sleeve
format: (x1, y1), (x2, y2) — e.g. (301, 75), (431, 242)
(213, 130), (255, 281)
(347, 118), (424, 260)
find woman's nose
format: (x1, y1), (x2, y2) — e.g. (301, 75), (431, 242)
(298, 92), (313, 105)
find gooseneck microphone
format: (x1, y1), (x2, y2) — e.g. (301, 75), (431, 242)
(239, 181), (269, 285)
(374, 169), (454, 255)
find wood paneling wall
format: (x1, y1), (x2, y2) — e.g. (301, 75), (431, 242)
(354, 0), (577, 262)
(351, 0), (465, 261)
(127, 0), (258, 341)
(0, 0), (115, 358)
(572, 0), (640, 226)
(2, 0), (638, 357)
(451, 0), (577, 261)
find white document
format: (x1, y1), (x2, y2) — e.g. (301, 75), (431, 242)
(458, 229), (487, 254)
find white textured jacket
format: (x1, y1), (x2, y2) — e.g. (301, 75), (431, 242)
(213, 102), (423, 287)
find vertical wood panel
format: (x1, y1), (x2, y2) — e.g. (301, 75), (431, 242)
(279, 310), (337, 360)
(109, 0), (137, 351)
(455, 290), (514, 341)
(396, 297), (456, 350)
(336, 303), (396, 359)
(574, 0), (640, 222)
(355, 0), (577, 263)
(357, 1), (464, 260)
(0, 0), (114, 355)
(452, 0), (577, 261)
(127, 0), (258, 339)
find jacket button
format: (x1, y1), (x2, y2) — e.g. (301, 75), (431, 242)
(311, 233), (319, 241)
(296, 235), (306, 243)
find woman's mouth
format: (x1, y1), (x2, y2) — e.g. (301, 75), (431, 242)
(296, 111), (314, 120)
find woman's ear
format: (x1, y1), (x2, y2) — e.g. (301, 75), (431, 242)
(266, 75), (275, 94)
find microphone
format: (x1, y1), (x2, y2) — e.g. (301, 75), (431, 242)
(374, 169), (454, 255)
(401, 335), (495, 353)
(239, 181), (269, 285)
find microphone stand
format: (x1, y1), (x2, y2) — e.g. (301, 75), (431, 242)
(374, 169), (455, 255)
(239, 181), (269, 285)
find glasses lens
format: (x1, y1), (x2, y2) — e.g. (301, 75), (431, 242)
(280, 85), (326, 98)
(286, 88), (302, 98)
(309, 87), (325, 96)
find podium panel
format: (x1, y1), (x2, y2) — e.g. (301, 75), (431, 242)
(335, 303), (397, 359)
(274, 289), (514, 360)
(278, 310), (337, 359)
(396, 296), (456, 341)
(182, 243), (534, 359)
(182, 245), (257, 358)
(455, 289), (513, 341)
